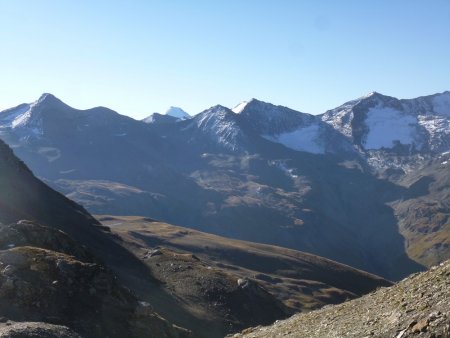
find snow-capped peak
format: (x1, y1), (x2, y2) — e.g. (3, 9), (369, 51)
(322, 90), (450, 157)
(192, 105), (243, 150)
(363, 91), (379, 98)
(360, 91), (396, 103)
(0, 93), (66, 136)
(164, 106), (190, 119)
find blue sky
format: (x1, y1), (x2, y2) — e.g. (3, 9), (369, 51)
(1, 1), (449, 118)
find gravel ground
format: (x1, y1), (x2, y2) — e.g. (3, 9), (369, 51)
(231, 260), (450, 338)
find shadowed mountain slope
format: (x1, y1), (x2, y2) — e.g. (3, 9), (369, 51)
(0, 139), (192, 337)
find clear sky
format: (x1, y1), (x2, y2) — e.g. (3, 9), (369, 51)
(1, 1), (449, 118)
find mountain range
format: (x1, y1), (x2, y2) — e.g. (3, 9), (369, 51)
(0, 91), (449, 281)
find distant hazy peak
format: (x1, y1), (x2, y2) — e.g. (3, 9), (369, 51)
(142, 112), (179, 124)
(164, 106), (190, 119)
(142, 107), (190, 124)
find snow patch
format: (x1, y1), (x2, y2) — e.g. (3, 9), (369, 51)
(270, 160), (300, 180)
(37, 147), (61, 162)
(60, 169), (76, 174)
(263, 124), (325, 154)
(12, 109), (33, 128)
(364, 107), (417, 149)
(142, 115), (155, 123)
(0, 105), (30, 127)
(0, 97), (44, 135)
(232, 101), (248, 114)
(278, 162), (298, 178)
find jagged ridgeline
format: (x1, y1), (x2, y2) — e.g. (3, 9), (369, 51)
(1, 92), (449, 280)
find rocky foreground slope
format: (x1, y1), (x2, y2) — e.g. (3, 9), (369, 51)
(0, 221), (191, 338)
(232, 260), (450, 338)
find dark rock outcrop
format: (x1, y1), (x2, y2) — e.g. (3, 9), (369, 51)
(0, 222), (192, 338)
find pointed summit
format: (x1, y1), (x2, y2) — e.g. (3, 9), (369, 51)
(38, 92), (56, 102)
(234, 98), (314, 133)
(192, 104), (244, 150)
(234, 98), (264, 111)
(360, 91), (396, 103)
(164, 106), (190, 119)
(32, 93), (70, 110)
(0, 94), (66, 135)
(233, 98), (307, 117)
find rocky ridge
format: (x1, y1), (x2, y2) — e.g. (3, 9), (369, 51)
(232, 260), (450, 338)
(0, 221), (191, 338)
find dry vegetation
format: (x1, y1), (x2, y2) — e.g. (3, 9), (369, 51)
(95, 215), (391, 338)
